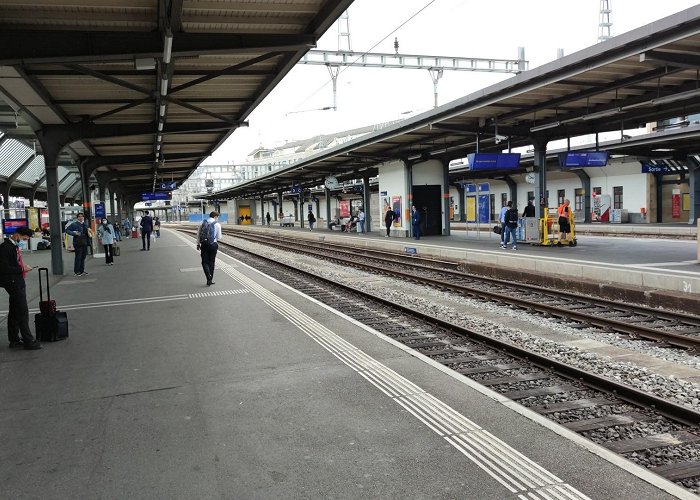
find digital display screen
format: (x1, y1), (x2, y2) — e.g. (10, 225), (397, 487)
(558, 151), (609, 167)
(467, 153), (521, 170)
(3, 218), (28, 235)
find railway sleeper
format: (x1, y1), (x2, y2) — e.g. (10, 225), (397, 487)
(529, 397), (616, 414)
(478, 372), (551, 386)
(502, 384), (582, 400)
(603, 431), (700, 454)
(651, 461), (700, 482)
(456, 363), (523, 375)
(563, 412), (652, 432)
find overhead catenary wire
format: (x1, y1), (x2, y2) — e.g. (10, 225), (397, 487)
(290, 0), (438, 112)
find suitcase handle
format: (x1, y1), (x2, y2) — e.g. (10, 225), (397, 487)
(38, 267), (51, 303)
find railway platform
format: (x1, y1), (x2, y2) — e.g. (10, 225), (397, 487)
(0, 228), (693, 499)
(250, 221), (700, 311)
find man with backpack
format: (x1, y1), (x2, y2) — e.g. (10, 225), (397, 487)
(501, 201), (519, 250)
(197, 211), (222, 286)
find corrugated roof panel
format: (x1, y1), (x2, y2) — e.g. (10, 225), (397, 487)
(16, 155), (46, 184)
(0, 139), (33, 177)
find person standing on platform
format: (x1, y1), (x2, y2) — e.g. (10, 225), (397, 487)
(123, 218), (131, 238)
(140, 211), (153, 251)
(96, 218), (115, 266)
(266, 212), (271, 227)
(154, 217), (161, 238)
(502, 203), (519, 250)
(197, 211), (222, 286)
(557, 199), (572, 246)
(384, 207), (395, 237)
(357, 208), (366, 234)
(307, 211), (316, 231)
(498, 201), (511, 247)
(523, 199), (536, 217)
(411, 205), (421, 240)
(66, 212), (90, 276)
(0, 227), (41, 350)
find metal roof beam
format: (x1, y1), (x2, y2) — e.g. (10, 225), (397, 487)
(640, 50), (700, 69)
(0, 31), (318, 65)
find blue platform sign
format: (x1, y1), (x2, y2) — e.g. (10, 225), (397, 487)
(467, 153), (521, 170)
(465, 183), (477, 194)
(94, 202), (105, 219)
(558, 151), (609, 167)
(478, 194), (490, 223)
(641, 163), (675, 173)
(141, 192), (169, 201)
(290, 185), (302, 194)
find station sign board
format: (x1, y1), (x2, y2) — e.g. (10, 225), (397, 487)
(141, 192), (170, 201)
(94, 202), (105, 219)
(558, 151), (609, 167)
(467, 153), (521, 170)
(641, 163), (680, 174)
(157, 181), (177, 191)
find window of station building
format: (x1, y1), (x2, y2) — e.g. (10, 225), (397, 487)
(527, 191), (534, 202)
(500, 193), (507, 207)
(613, 186), (623, 209)
(557, 189), (565, 205)
(593, 187), (602, 196)
(574, 188), (585, 211)
(490, 194), (495, 220)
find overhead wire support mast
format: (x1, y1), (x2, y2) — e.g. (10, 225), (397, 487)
(299, 48), (528, 108)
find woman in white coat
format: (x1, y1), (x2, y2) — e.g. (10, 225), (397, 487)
(96, 218), (116, 266)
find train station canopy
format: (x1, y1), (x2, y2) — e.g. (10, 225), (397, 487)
(0, 0), (354, 202)
(210, 5), (700, 200)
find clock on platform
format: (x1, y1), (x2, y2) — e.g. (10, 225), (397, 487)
(525, 172), (536, 184)
(324, 176), (339, 189)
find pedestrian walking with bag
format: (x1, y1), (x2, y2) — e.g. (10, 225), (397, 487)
(96, 218), (116, 266)
(197, 211), (222, 286)
(307, 211), (316, 231)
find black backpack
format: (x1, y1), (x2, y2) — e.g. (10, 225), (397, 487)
(199, 220), (215, 245)
(507, 207), (519, 226)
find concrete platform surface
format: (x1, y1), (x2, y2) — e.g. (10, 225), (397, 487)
(0, 229), (692, 499)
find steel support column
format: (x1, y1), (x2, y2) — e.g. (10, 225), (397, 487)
(325, 187), (331, 228)
(531, 138), (549, 219)
(503, 175), (517, 210)
(362, 175), (371, 232)
(442, 160), (450, 236)
(688, 157), (700, 225)
(573, 169), (592, 223)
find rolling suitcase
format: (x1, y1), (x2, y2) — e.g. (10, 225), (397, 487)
(35, 267), (69, 342)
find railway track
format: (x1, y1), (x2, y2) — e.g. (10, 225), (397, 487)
(226, 228), (700, 351)
(181, 228), (700, 492)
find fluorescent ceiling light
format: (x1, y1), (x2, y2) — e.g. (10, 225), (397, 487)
(581, 108), (619, 120)
(530, 121), (560, 132)
(134, 58), (156, 71)
(163, 33), (173, 64)
(159, 103), (166, 117)
(158, 122), (163, 132)
(160, 78), (169, 97)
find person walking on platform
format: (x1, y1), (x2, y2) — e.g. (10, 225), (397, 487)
(197, 211), (222, 286)
(411, 205), (421, 240)
(66, 212), (90, 276)
(557, 199), (573, 246)
(498, 201), (511, 247)
(523, 199), (536, 217)
(266, 212), (271, 227)
(154, 217), (161, 238)
(0, 227), (41, 350)
(307, 211), (316, 230)
(140, 211), (153, 251)
(123, 218), (131, 238)
(96, 218), (115, 266)
(384, 207), (395, 237)
(357, 208), (366, 234)
(502, 203), (519, 250)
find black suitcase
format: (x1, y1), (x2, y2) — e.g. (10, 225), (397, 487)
(35, 267), (68, 342)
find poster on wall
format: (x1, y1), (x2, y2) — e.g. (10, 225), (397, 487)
(672, 189), (681, 218)
(381, 195), (391, 223)
(391, 196), (402, 226)
(339, 200), (350, 218)
(466, 195), (476, 222)
(591, 194), (611, 222)
(477, 194), (490, 223)
(28, 208), (39, 231)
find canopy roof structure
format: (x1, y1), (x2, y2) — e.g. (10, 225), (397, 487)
(210, 5), (700, 200)
(0, 0), (353, 202)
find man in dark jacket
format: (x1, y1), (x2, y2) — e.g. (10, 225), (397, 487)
(411, 205), (421, 240)
(140, 210), (154, 251)
(66, 212), (90, 276)
(0, 227), (41, 349)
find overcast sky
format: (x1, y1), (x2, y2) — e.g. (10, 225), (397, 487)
(203, 0), (700, 165)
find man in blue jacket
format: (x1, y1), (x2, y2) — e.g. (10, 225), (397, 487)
(411, 205), (421, 240)
(140, 211), (153, 251)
